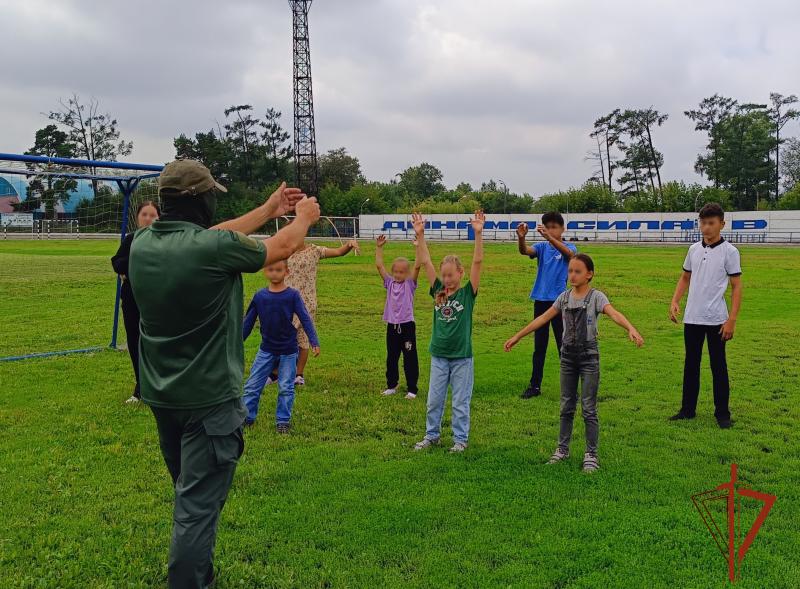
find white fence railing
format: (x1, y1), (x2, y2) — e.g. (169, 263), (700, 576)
(4, 212), (800, 244)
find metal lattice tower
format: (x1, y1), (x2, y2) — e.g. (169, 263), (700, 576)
(289, 0), (319, 198)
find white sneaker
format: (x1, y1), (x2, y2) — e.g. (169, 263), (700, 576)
(294, 375), (305, 386)
(582, 452), (600, 472)
(404, 392), (417, 399)
(125, 396), (140, 405)
(381, 388), (397, 396)
(449, 442), (468, 453)
(413, 437), (440, 451)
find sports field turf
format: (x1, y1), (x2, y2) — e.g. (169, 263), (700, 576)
(1, 239), (798, 588)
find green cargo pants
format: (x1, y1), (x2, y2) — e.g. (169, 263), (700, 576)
(150, 398), (246, 589)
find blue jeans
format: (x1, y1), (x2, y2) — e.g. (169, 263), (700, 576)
(425, 356), (474, 444)
(242, 349), (297, 425)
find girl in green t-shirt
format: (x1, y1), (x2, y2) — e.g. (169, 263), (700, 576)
(412, 211), (485, 453)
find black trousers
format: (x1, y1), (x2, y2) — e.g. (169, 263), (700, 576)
(530, 299), (563, 389)
(682, 323), (730, 419)
(151, 399), (246, 589)
(386, 321), (419, 393)
(121, 284), (141, 398)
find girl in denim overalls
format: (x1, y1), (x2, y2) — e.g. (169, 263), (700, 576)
(505, 254), (644, 471)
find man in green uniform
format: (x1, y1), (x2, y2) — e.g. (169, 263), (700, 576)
(129, 160), (320, 589)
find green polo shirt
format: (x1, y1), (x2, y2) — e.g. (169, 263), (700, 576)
(129, 221), (266, 409)
(429, 278), (477, 359)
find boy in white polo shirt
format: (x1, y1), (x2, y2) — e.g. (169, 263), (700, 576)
(668, 203), (742, 428)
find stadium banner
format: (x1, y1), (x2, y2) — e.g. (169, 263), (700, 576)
(358, 211), (800, 243)
(0, 212), (34, 228)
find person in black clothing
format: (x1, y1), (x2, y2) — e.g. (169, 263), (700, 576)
(111, 201), (160, 403)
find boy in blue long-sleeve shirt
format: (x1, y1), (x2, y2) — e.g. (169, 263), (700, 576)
(516, 212), (577, 398)
(243, 259), (319, 432)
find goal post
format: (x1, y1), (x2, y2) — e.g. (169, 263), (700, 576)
(0, 152), (163, 362)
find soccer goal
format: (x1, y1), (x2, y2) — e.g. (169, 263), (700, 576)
(0, 153), (163, 361)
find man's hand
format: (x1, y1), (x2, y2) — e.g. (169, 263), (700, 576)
(411, 212), (425, 236)
(295, 196), (320, 225)
(376, 235), (387, 248)
(669, 301), (681, 323)
(504, 335), (519, 352)
(264, 182), (306, 217)
(470, 210), (485, 234)
(312, 346), (321, 357)
(720, 318), (736, 341)
(516, 223), (528, 238)
(629, 328), (645, 347)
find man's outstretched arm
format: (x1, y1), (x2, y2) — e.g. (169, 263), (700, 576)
(211, 182), (306, 234)
(262, 197), (321, 266)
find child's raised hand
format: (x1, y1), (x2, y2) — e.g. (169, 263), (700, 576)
(470, 210), (486, 233)
(536, 224), (551, 239)
(376, 235), (387, 248)
(629, 328), (644, 347)
(411, 212), (426, 236)
(503, 336), (519, 352)
(516, 223), (528, 238)
(312, 346), (320, 357)
(469, 211), (486, 233)
(347, 239), (360, 254)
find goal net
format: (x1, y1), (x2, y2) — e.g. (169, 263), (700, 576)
(0, 153), (162, 361)
(0, 155), (161, 239)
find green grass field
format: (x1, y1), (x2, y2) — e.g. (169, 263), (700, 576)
(1, 239), (798, 589)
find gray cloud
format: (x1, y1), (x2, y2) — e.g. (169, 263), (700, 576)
(2, 0), (799, 195)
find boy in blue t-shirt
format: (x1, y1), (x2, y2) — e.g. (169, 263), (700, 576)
(515, 212), (577, 398)
(242, 259), (319, 432)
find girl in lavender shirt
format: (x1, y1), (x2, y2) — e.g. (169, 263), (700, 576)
(375, 235), (421, 399)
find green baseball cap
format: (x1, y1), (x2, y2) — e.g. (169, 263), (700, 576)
(158, 159), (227, 196)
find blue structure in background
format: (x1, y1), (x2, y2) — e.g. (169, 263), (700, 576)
(0, 176), (18, 197)
(0, 152), (163, 362)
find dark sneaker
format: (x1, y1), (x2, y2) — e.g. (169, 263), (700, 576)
(276, 423), (291, 434)
(244, 419), (255, 428)
(669, 411), (695, 421)
(521, 385), (541, 399)
(716, 417), (732, 429)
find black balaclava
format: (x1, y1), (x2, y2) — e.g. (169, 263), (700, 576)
(160, 191), (218, 229)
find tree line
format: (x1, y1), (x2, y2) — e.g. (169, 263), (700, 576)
(13, 92), (800, 222)
(588, 94), (800, 212)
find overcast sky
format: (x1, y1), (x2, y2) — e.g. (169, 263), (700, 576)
(2, 0), (799, 195)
